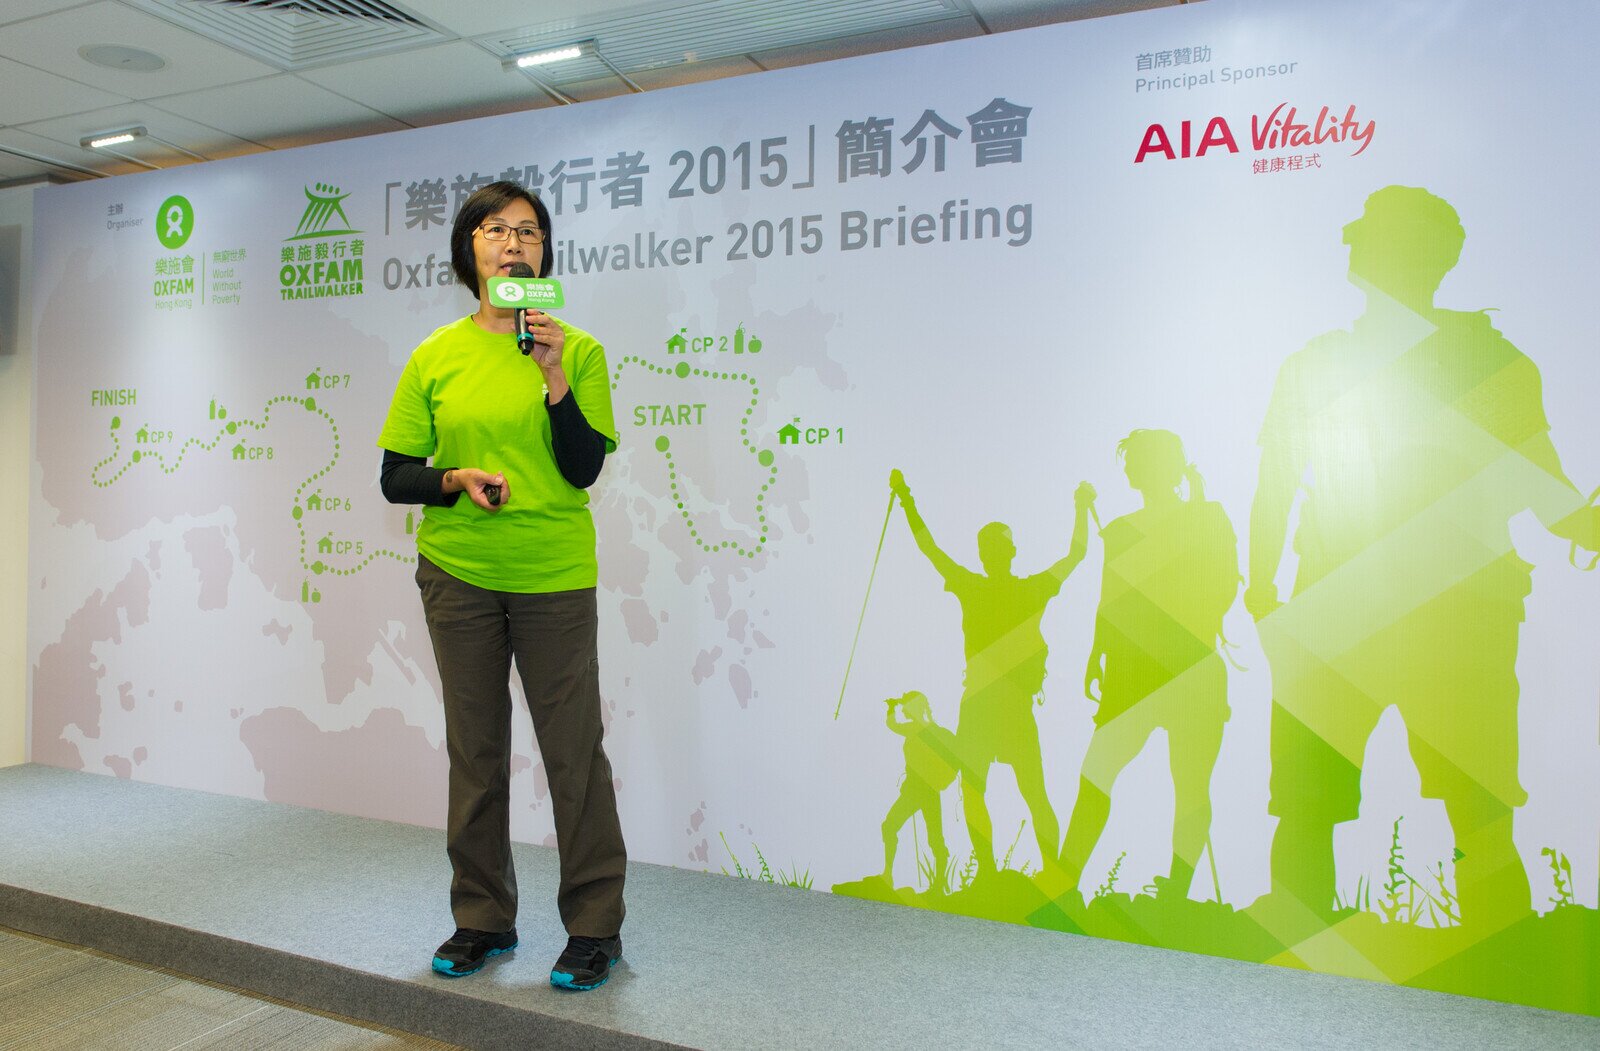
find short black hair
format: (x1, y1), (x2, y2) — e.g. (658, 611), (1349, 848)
(450, 181), (554, 296)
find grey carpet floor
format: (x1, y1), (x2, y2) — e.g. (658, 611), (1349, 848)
(1, 764), (1596, 1050)
(0, 926), (460, 1050)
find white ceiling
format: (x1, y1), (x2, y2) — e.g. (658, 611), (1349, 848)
(0, 0), (1190, 185)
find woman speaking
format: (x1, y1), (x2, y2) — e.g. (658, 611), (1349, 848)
(377, 181), (626, 991)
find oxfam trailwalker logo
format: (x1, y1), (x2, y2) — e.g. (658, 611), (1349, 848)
(279, 181), (365, 302)
(156, 195), (193, 249)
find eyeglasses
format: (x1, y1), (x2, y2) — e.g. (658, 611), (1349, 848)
(476, 223), (545, 245)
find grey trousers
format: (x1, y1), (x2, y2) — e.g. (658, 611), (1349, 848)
(415, 555), (626, 937)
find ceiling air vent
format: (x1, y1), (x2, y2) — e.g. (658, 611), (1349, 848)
(208, 0), (420, 21)
(126, 0), (449, 71)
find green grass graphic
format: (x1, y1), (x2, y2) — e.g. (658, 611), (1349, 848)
(719, 832), (812, 889)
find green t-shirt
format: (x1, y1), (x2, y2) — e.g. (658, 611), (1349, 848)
(377, 315), (618, 593)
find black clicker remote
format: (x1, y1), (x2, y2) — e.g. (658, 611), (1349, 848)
(483, 483), (501, 506)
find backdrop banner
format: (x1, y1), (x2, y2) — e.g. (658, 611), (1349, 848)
(28, 0), (1600, 1013)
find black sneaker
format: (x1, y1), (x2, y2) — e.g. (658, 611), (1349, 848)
(432, 927), (518, 977)
(549, 934), (622, 990)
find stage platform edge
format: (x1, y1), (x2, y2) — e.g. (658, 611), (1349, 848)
(3, 764), (1597, 1051)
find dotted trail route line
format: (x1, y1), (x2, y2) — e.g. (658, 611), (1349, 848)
(612, 356), (778, 559)
(90, 394), (415, 577)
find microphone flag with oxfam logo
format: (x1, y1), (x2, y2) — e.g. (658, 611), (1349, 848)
(487, 275), (565, 310)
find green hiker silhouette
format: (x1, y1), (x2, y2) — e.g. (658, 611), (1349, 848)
(1246, 186), (1600, 931)
(878, 690), (961, 890)
(889, 469), (1097, 878)
(1059, 430), (1238, 900)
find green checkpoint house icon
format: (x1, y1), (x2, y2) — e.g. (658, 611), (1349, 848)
(306, 492), (323, 511)
(666, 331), (688, 354)
(157, 194), (194, 249)
(779, 421), (801, 445)
(306, 370), (322, 390)
(317, 535), (334, 555)
(231, 443), (246, 460)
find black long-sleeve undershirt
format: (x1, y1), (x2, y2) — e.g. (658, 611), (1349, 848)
(379, 452), (457, 506)
(379, 392), (608, 505)
(546, 390), (608, 488)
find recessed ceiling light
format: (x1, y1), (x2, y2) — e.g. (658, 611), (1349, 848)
(82, 127), (148, 150)
(79, 45), (168, 72)
(508, 41), (590, 69)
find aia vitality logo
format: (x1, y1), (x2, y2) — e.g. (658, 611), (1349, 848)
(279, 181), (366, 301)
(1134, 104), (1376, 163)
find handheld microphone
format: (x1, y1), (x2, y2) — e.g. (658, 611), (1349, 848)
(509, 262), (537, 354)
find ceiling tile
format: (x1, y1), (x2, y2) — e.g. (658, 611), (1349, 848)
(400, 48), (882, 109)
(0, 54), (127, 125)
(150, 75), (409, 146)
(0, 148), (68, 183)
(480, 0), (975, 86)
(0, 0), (91, 28)
(549, 54), (763, 102)
(753, 17), (981, 69)
(626, 54), (763, 89)
(0, 0), (279, 100)
(199, 138), (272, 162)
(19, 102), (263, 161)
(0, 126), (125, 177)
(968, 0), (1176, 32)
(297, 41), (543, 126)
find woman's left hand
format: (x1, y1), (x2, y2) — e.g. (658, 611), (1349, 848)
(525, 310), (564, 369)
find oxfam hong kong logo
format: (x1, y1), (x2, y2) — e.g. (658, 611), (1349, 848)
(156, 195), (193, 249)
(279, 180), (365, 303)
